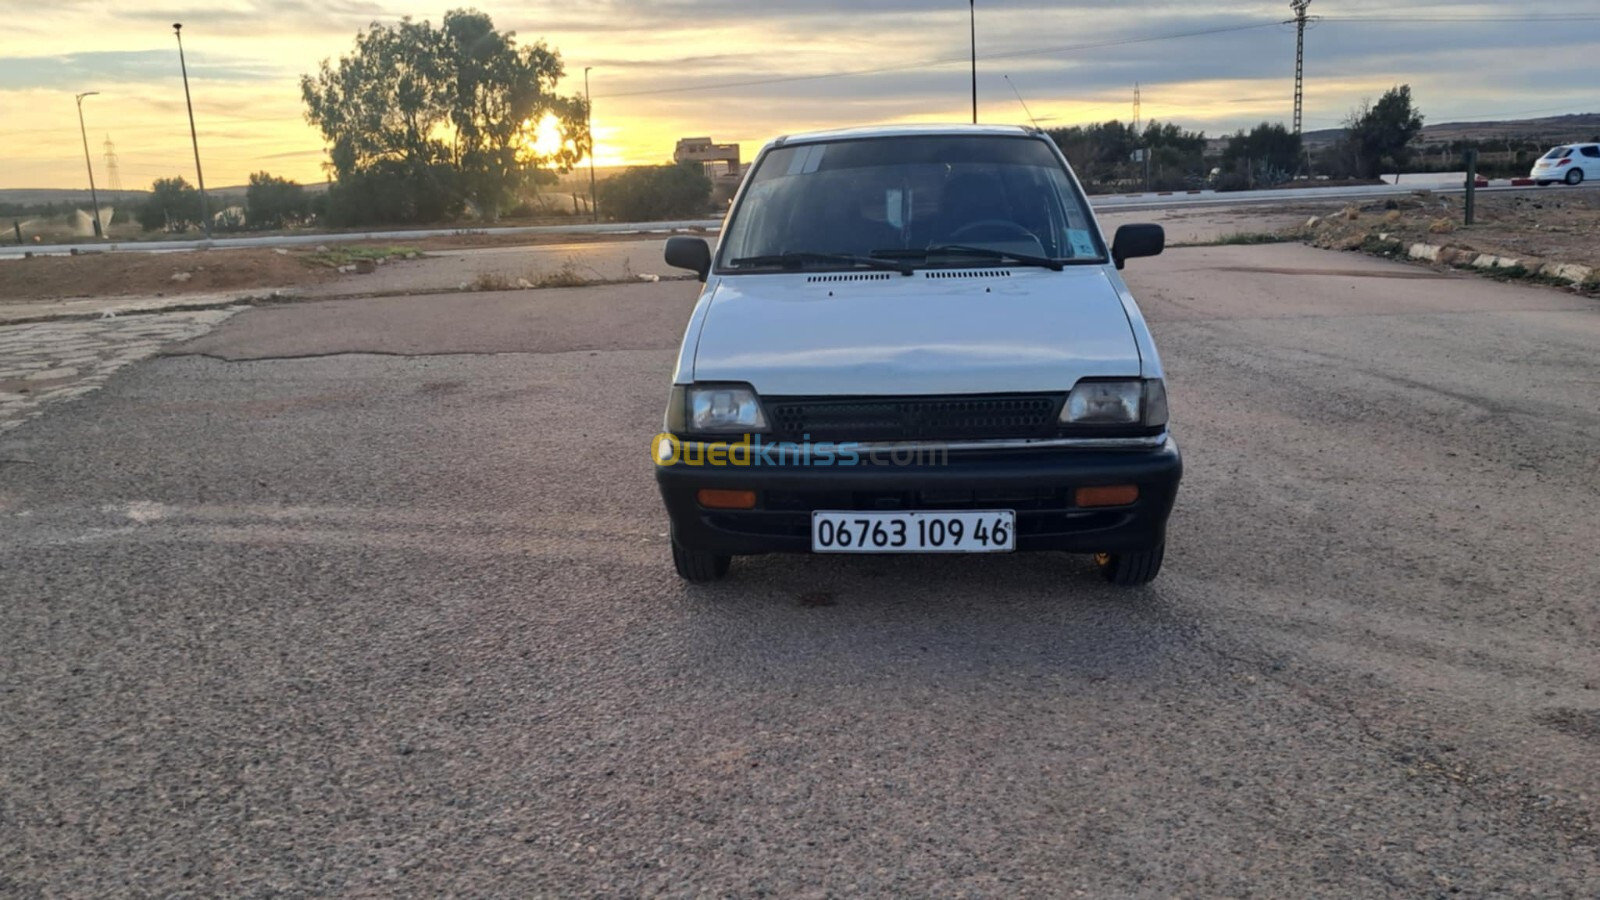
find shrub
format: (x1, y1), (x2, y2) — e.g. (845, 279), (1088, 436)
(597, 162), (711, 222)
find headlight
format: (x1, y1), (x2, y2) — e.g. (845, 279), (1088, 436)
(1061, 379), (1168, 427)
(687, 384), (769, 434)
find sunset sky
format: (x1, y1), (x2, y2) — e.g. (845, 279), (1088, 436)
(2, 0), (1597, 191)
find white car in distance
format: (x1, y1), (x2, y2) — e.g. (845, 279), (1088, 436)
(1532, 143), (1599, 185)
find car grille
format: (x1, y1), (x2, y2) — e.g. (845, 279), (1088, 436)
(764, 394), (1061, 443)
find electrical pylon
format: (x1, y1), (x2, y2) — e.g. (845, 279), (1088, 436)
(102, 135), (123, 193)
(1291, 0), (1313, 135)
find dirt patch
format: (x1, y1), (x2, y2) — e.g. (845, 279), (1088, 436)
(0, 248), (343, 302)
(0, 230), (687, 304)
(1298, 188), (1600, 278)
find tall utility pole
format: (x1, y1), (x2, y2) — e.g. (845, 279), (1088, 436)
(969, 0), (977, 124)
(1133, 83), (1141, 134)
(585, 67), (598, 223)
(1291, 0), (1313, 136)
(74, 92), (105, 238)
(173, 23), (211, 239)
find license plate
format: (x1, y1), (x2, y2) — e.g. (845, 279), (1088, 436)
(811, 510), (1015, 554)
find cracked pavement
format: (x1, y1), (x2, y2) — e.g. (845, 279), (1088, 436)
(1, 244), (1598, 895)
(0, 309), (240, 433)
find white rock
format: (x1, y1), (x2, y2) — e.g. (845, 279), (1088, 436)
(274, 248), (289, 255)
(337, 264), (356, 274)
(638, 273), (661, 283)
(1544, 262), (1595, 284)
(170, 271), (192, 282)
(516, 278), (534, 289)
(316, 245), (329, 252)
(1408, 243), (1441, 262)
(1305, 216), (1321, 228)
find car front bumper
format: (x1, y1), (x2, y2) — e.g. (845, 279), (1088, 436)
(655, 437), (1182, 556)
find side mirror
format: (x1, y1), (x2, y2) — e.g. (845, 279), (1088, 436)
(665, 236), (712, 281)
(1111, 224), (1165, 270)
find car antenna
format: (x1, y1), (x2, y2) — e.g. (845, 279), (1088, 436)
(1004, 75), (1040, 129)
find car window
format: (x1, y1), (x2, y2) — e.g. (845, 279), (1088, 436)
(717, 135), (1102, 270)
(1542, 147), (1573, 160)
(1582, 146), (1600, 158)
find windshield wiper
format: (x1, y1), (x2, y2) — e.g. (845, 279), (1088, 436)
(728, 252), (913, 275)
(873, 245), (1069, 271)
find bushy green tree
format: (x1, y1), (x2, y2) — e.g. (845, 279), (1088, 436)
(136, 177), (201, 231)
(1342, 85), (1425, 179)
(244, 172), (309, 230)
(1046, 119), (1207, 191)
(1220, 122), (1303, 186)
(301, 9), (590, 223)
(597, 162), (711, 222)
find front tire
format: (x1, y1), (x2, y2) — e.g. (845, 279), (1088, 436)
(672, 540), (731, 583)
(1095, 543), (1165, 586)
(1565, 168), (1585, 186)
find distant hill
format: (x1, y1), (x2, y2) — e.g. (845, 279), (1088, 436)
(1302, 113), (1600, 149)
(0, 188), (155, 206)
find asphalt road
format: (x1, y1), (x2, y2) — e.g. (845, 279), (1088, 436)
(2, 244), (1598, 895)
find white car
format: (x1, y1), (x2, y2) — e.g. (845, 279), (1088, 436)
(655, 124), (1181, 585)
(1532, 143), (1599, 185)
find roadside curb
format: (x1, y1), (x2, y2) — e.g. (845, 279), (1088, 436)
(1403, 242), (1597, 287)
(0, 289), (299, 327)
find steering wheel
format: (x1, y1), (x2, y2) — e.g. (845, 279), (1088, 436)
(949, 219), (1035, 242)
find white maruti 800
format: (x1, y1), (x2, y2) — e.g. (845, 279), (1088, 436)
(654, 124), (1182, 585)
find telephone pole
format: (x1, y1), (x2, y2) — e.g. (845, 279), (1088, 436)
(584, 67), (598, 223)
(74, 92), (104, 238)
(1133, 82), (1141, 133)
(1291, 0), (1313, 135)
(969, 0), (977, 124)
(173, 23), (212, 239)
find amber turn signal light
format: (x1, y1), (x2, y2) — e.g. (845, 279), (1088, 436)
(1075, 485), (1139, 508)
(697, 489), (757, 510)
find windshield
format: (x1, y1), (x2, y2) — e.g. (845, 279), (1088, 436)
(717, 135), (1104, 272)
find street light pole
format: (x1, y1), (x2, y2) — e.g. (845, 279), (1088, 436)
(585, 66), (598, 223)
(74, 92), (104, 238)
(969, 0), (977, 124)
(173, 23), (211, 239)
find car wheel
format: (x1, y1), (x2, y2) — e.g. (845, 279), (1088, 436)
(1566, 168), (1585, 186)
(672, 540), (731, 582)
(1095, 543), (1165, 586)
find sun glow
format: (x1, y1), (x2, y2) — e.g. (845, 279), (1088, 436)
(528, 113), (565, 159)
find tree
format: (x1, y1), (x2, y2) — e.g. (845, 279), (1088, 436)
(1343, 85), (1425, 179)
(597, 162), (711, 222)
(1046, 119), (1207, 191)
(245, 172), (309, 230)
(442, 10), (588, 219)
(136, 177), (201, 231)
(1220, 122), (1303, 186)
(301, 9), (590, 223)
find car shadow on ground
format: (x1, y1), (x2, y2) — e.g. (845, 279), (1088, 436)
(662, 551), (1199, 687)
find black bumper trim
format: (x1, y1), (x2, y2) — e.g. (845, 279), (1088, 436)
(655, 438), (1182, 556)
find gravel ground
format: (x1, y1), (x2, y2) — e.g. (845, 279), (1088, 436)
(1, 243), (1598, 895)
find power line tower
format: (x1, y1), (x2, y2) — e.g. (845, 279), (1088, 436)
(1291, 0), (1313, 135)
(1132, 82), (1141, 134)
(102, 135), (123, 193)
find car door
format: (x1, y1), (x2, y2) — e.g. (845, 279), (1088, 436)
(1581, 145), (1600, 178)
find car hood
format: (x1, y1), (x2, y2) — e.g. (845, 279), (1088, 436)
(692, 267), (1142, 396)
